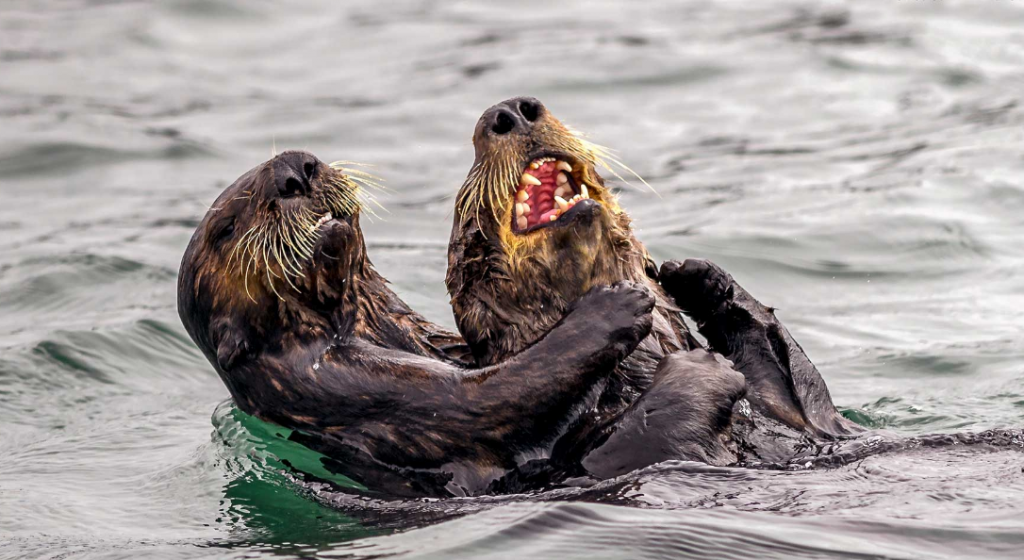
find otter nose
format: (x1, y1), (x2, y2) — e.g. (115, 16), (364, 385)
(484, 97), (545, 137)
(272, 151), (319, 198)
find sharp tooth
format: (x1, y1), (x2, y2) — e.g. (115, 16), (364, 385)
(515, 203), (525, 218)
(516, 190), (529, 202)
(311, 212), (333, 232)
(572, 194), (581, 202)
(529, 162), (540, 170)
(517, 216), (528, 230)
(581, 184), (588, 198)
(556, 172), (568, 185)
(522, 203), (531, 215)
(556, 161), (572, 172)
(549, 213), (558, 222)
(521, 173), (541, 186)
(554, 196), (569, 211)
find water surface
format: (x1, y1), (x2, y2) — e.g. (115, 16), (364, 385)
(2, 1), (1024, 558)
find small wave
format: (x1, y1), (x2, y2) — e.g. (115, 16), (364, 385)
(334, 498), (1024, 560)
(0, 141), (215, 179)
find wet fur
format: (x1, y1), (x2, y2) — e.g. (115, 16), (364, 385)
(660, 259), (864, 438)
(452, 102), (698, 381)
(446, 98), (858, 474)
(178, 151), (657, 497)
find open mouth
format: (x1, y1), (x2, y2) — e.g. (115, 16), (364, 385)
(310, 211), (334, 233)
(512, 155), (593, 234)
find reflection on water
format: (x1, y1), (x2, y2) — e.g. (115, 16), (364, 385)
(2, 0), (1024, 558)
(211, 403), (370, 545)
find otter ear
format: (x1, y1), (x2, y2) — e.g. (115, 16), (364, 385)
(213, 321), (251, 371)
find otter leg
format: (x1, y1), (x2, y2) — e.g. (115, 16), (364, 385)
(659, 259), (862, 438)
(579, 349), (747, 479)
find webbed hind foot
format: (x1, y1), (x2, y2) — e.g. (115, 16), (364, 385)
(660, 259), (862, 438)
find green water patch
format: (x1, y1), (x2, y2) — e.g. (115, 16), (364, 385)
(209, 401), (384, 550)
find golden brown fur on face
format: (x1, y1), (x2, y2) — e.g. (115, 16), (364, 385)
(178, 151), (382, 372)
(446, 97), (694, 374)
(180, 149), (469, 393)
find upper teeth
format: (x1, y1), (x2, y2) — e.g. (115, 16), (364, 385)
(311, 212), (333, 232)
(513, 158), (591, 233)
(521, 173), (542, 186)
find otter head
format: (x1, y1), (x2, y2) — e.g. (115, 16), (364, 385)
(447, 97), (659, 366)
(178, 151), (369, 377)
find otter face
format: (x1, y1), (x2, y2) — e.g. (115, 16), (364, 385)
(178, 150), (368, 373)
(458, 97), (626, 255)
(454, 98), (645, 301)
(449, 98), (658, 364)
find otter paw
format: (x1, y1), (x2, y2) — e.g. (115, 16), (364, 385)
(659, 259), (734, 320)
(315, 220), (356, 260)
(572, 281), (655, 350)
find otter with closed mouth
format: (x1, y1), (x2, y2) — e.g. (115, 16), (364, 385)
(447, 98), (864, 479)
(177, 150), (657, 497)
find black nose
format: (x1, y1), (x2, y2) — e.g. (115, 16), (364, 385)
(272, 151), (320, 198)
(483, 97), (545, 137)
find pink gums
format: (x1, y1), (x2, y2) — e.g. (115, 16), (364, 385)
(521, 162), (561, 228)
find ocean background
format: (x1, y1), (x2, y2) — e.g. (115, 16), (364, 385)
(2, 1), (1023, 558)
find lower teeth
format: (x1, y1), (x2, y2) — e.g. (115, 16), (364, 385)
(513, 162), (592, 231)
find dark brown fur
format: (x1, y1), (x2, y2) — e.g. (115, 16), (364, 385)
(446, 98), (860, 475)
(446, 99), (744, 472)
(178, 150), (658, 497)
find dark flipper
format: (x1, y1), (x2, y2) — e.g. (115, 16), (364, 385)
(580, 349), (747, 479)
(659, 259), (863, 438)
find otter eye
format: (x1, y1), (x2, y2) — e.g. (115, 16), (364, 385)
(214, 221), (235, 245)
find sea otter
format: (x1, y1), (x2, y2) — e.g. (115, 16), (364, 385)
(177, 150), (658, 497)
(446, 97), (864, 477)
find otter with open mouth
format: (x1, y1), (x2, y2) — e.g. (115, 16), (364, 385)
(177, 150), (657, 497)
(447, 98), (864, 479)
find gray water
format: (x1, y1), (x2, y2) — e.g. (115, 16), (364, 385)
(2, 0), (1024, 558)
